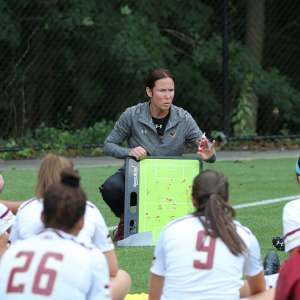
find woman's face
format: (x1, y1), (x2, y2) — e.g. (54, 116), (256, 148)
(147, 77), (175, 113)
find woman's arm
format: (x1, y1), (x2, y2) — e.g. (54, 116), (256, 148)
(103, 110), (132, 158)
(240, 271), (266, 298)
(104, 251), (131, 300)
(149, 273), (164, 300)
(104, 250), (119, 277)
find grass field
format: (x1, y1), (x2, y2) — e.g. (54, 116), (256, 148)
(1, 157), (298, 293)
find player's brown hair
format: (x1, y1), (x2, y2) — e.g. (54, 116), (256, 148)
(192, 170), (246, 256)
(35, 154), (73, 198)
(43, 168), (86, 231)
(144, 68), (175, 90)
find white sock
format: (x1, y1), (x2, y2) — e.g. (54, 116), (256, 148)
(265, 273), (279, 289)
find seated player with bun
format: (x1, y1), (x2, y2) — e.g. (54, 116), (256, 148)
(9, 154), (131, 300)
(0, 168), (111, 299)
(149, 170), (274, 300)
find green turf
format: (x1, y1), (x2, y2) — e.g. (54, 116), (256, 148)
(0, 157), (297, 292)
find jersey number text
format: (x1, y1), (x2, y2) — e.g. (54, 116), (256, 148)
(7, 251), (63, 295)
(193, 230), (216, 270)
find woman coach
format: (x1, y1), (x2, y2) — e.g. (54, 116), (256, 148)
(100, 68), (216, 241)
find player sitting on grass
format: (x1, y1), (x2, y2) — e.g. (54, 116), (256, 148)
(272, 156), (300, 252)
(274, 199), (300, 299)
(9, 154), (131, 300)
(274, 162), (300, 299)
(251, 156), (300, 292)
(0, 168), (111, 299)
(149, 170), (274, 300)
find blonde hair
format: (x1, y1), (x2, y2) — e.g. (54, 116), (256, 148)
(35, 154), (74, 198)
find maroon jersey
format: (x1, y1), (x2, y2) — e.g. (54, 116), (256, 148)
(275, 249), (300, 300)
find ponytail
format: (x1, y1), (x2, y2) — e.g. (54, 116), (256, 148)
(192, 170), (246, 256)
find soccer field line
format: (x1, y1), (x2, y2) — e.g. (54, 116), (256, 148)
(108, 195), (300, 231)
(233, 195), (299, 210)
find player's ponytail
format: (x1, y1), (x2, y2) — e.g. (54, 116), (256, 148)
(192, 170), (246, 256)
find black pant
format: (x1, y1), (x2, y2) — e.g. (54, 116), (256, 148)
(99, 169), (125, 218)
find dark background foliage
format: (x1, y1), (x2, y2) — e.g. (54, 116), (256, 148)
(1, 0), (300, 141)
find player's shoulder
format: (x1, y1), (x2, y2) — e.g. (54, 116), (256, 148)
(284, 198), (300, 212)
(85, 201), (104, 219)
(124, 102), (147, 115)
(234, 220), (253, 236)
(170, 104), (193, 119)
(234, 220), (259, 248)
(6, 230), (103, 259)
(86, 200), (97, 210)
(41, 229), (98, 253)
(70, 236), (106, 261)
(162, 214), (196, 233)
(6, 234), (38, 252)
(18, 197), (42, 212)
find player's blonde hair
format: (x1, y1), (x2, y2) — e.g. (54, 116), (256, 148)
(192, 170), (246, 256)
(35, 154), (73, 198)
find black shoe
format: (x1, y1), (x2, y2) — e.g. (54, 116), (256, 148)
(272, 236), (285, 251)
(263, 250), (280, 275)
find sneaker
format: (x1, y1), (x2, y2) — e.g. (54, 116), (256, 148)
(113, 216), (124, 242)
(272, 236), (285, 251)
(263, 250), (280, 275)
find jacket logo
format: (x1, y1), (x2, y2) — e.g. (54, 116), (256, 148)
(170, 130), (176, 137)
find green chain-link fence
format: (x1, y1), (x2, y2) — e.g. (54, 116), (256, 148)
(1, 0), (300, 143)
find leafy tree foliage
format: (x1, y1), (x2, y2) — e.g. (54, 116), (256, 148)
(0, 0), (300, 139)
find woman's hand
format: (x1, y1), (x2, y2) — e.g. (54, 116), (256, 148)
(197, 136), (216, 161)
(129, 146), (148, 160)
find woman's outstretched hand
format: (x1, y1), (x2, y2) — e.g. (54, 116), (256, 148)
(197, 135), (216, 161)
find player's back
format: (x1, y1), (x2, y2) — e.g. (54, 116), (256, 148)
(0, 229), (111, 300)
(9, 198), (43, 242)
(151, 215), (258, 300)
(10, 198), (113, 254)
